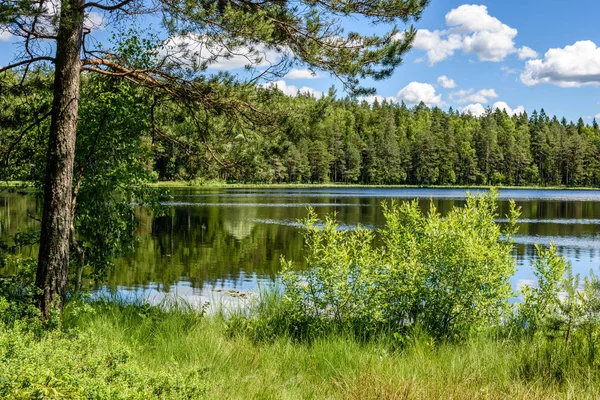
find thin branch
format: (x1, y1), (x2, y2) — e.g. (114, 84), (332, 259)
(2, 108), (53, 168)
(14, 20), (58, 39)
(27, 212), (42, 222)
(152, 125), (197, 155)
(0, 57), (55, 73)
(82, 0), (135, 11)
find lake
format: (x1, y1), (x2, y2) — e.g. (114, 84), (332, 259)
(3, 187), (600, 304)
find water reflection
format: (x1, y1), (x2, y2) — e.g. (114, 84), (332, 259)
(3, 187), (600, 299)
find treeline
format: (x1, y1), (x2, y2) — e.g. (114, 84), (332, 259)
(156, 93), (600, 187)
(3, 71), (600, 187)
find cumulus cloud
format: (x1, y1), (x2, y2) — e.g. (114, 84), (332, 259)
(161, 34), (282, 70)
(521, 40), (600, 87)
(261, 80), (323, 98)
(450, 88), (498, 103)
(460, 101), (525, 117)
(492, 101), (525, 116)
(396, 82), (445, 106)
(437, 75), (457, 89)
(0, 31), (11, 41)
(357, 82), (445, 106)
(357, 95), (396, 105)
(517, 46), (538, 60)
(284, 68), (323, 79)
(412, 29), (462, 65)
(411, 4), (529, 65)
(460, 103), (487, 117)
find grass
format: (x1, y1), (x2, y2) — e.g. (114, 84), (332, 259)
(148, 180), (600, 191)
(5, 179), (598, 191)
(2, 296), (600, 399)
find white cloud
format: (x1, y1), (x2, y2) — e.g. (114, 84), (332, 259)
(492, 101), (525, 116)
(284, 68), (323, 79)
(261, 80), (322, 98)
(358, 82), (445, 107)
(357, 95), (396, 105)
(461, 101), (525, 117)
(437, 75), (457, 89)
(450, 88), (498, 104)
(0, 31), (11, 41)
(501, 65), (519, 75)
(396, 82), (445, 106)
(356, 82), (445, 106)
(413, 29), (463, 65)
(84, 11), (105, 30)
(521, 40), (600, 87)
(460, 103), (487, 117)
(161, 34), (282, 70)
(518, 46), (538, 60)
(412, 4), (527, 65)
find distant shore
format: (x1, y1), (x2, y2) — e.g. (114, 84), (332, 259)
(3, 180), (600, 191)
(147, 181), (600, 191)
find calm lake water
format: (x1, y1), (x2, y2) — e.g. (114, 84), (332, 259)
(3, 187), (600, 304)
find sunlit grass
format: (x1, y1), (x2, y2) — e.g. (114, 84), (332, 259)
(3, 296), (593, 399)
(148, 181), (600, 190)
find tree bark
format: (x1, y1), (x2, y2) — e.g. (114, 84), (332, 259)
(36, 0), (84, 319)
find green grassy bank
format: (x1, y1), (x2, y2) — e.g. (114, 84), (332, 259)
(1, 297), (599, 399)
(148, 180), (600, 191)
(3, 180), (598, 191)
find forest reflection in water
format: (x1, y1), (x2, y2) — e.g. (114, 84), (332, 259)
(3, 187), (600, 301)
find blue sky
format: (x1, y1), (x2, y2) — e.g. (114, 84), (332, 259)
(274, 1), (600, 122)
(2, 1), (599, 121)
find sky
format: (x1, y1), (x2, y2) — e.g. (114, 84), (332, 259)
(284, 0), (600, 122)
(2, 0), (600, 122)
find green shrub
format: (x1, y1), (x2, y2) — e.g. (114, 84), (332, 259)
(510, 244), (600, 375)
(278, 189), (519, 341)
(0, 253), (43, 330)
(512, 244), (569, 337)
(0, 323), (207, 399)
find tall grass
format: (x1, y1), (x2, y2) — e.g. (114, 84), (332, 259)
(2, 295), (600, 399)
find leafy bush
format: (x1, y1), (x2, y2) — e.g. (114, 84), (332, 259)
(512, 244), (570, 337)
(277, 189), (519, 341)
(0, 323), (207, 399)
(511, 244), (600, 372)
(0, 252), (43, 330)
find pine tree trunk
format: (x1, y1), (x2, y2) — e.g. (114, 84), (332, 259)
(36, 0), (84, 319)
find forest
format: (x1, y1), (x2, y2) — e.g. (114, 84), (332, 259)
(3, 70), (600, 188)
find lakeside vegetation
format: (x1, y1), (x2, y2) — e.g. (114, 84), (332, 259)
(3, 191), (600, 398)
(2, 298), (600, 399)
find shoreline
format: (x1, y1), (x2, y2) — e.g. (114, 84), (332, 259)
(4, 180), (599, 192)
(147, 181), (600, 191)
